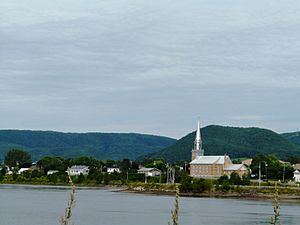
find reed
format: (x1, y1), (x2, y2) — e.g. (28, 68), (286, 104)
(59, 176), (76, 225)
(270, 182), (280, 225)
(168, 184), (179, 225)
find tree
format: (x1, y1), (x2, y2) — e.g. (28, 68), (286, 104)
(178, 174), (192, 193)
(4, 149), (32, 167)
(192, 178), (212, 193)
(250, 154), (294, 180)
(217, 175), (229, 185)
(38, 156), (66, 174)
(217, 175), (231, 192)
(229, 172), (242, 185)
(75, 173), (85, 184)
(0, 167), (5, 181)
(48, 173), (58, 184)
(241, 175), (251, 185)
(119, 159), (131, 173)
(0, 167), (6, 176)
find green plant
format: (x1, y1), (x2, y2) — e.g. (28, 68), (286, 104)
(60, 176), (76, 225)
(270, 183), (280, 225)
(168, 184), (179, 225)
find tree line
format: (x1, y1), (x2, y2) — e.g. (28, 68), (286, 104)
(0, 149), (296, 185)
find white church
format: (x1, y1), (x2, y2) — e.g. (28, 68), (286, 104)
(190, 121), (248, 178)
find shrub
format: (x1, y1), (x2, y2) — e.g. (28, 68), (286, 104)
(229, 172), (242, 185)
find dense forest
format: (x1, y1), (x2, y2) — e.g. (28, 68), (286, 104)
(148, 125), (300, 162)
(1, 126), (300, 163)
(281, 131), (300, 146)
(0, 130), (176, 161)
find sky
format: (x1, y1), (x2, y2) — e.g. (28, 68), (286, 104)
(0, 0), (300, 138)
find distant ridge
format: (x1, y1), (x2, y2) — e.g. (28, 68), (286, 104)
(0, 130), (176, 161)
(281, 131), (300, 146)
(147, 125), (300, 162)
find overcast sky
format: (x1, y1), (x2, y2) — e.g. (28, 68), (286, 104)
(0, 0), (299, 138)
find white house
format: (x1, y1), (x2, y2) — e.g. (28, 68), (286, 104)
(294, 170), (300, 182)
(107, 167), (120, 174)
(138, 168), (161, 177)
(67, 165), (89, 176)
(47, 170), (59, 175)
(17, 168), (30, 174)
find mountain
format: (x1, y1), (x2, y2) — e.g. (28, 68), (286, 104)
(147, 125), (300, 162)
(0, 130), (176, 161)
(281, 131), (300, 146)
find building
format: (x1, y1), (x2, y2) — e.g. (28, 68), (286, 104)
(138, 168), (161, 177)
(294, 170), (300, 182)
(293, 163), (300, 171)
(190, 121), (248, 178)
(107, 167), (121, 174)
(47, 170), (59, 175)
(67, 165), (89, 176)
(17, 168), (30, 174)
(242, 159), (253, 167)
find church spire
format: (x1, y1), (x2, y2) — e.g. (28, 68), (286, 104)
(191, 120), (204, 160)
(195, 120), (202, 150)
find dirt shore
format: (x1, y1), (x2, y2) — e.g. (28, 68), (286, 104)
(120, 187), (300, 201)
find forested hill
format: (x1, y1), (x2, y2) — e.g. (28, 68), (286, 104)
(0, 130), (176, 161)
(147, 125), (300, 162)
(281, 132), (300, 146)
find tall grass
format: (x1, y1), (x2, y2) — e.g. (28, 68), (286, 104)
(59, 176), (76, 225)
(270, 183), (280, 225)
(58, 181), (282, 225)
(168, 184), (179, 225)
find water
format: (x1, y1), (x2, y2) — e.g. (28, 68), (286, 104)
(1, 184), (300, 225)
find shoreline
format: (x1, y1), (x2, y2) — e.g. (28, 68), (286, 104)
(2, 182), (300, 202)
(120, 187), (300, 202)
(0, 182), (127, 190)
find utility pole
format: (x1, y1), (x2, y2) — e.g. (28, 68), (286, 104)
(283, 163), (286, 183)
(262, 161), (268, 181)
(265, 162), (268, 181)
(258, 162), (261, 188)
(167, 167), (175, 184)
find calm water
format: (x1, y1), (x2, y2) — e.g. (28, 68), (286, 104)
(1, 184), (300, 225)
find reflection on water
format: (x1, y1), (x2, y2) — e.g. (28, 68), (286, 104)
(1, 184), (300, 225)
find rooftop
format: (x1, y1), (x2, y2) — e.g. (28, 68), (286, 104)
(190, 156), (229, 165)
(138, 168), (161, 172)
(70, 165), (89, 169)
(224, 164), (247, 171)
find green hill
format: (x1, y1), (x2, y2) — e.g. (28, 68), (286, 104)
(281, 131), (300, 146)
(0, 130), (176, 161)
(148, 125), (300, 162)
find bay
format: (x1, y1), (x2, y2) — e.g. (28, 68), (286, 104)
(1, 184), (300, 225)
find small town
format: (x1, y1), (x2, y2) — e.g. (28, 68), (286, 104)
(1, 121), (300, 198)
(1, 0), (300, 224)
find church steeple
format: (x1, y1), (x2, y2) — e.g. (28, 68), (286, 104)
(191, 120), (204, 160)
(195, 120), (202, 151)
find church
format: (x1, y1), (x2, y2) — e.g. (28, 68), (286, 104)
(190, 121), (248, 178)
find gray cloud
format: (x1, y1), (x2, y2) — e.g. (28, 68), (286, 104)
(1, 0), (300, 138)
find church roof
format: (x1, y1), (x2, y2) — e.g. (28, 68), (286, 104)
(190, 156), (229, 165)
(224, 164), (247, 171)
